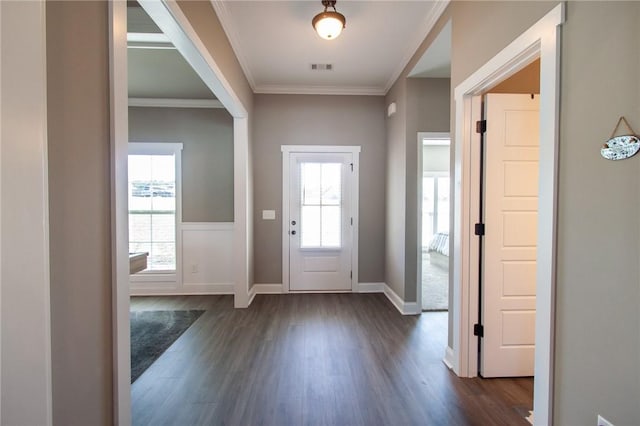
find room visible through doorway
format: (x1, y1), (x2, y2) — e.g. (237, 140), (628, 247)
(420, 134), (450, 311)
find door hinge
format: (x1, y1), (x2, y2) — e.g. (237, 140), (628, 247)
(473, 324), (484, 337)
(350, 217), (353, 225)
(474, 223), (485, 236)
(476, 120), (487, 134)
(350, 271), (352, 279)
(350, 162), (354, 172)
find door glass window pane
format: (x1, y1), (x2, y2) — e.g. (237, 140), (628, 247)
(128, 153), (177, 271)
(321, 206), (341, 247)
(300, 162), (342, 248)
(301, 206), (321, 247)
(301, 163), (321, 205)
(321, 163), (341, 205)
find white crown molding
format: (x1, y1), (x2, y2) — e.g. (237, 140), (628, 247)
(383, 0), (450, 94)
(254, 84), (386, 96)
(210, 0), (256, 91)
(128, 97), (225, 108)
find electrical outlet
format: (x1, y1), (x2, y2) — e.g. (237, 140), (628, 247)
(191, 264), (198, 273)
(598, 415), (614, 426)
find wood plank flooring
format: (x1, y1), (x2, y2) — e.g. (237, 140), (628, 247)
(131, 294), (533, 426)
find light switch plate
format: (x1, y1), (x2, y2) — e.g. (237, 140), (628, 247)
(262, 210), (276, 220)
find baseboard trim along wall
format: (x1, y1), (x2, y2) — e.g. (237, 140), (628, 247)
(248, 283), (283, 305)
(130, 283), (234, 296)
(356, 282), (385, 293)
(243, 282), (421, 316)
(443, 346), (455, 370)
(384, 284), (421, 315)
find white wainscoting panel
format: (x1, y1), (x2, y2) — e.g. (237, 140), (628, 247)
(130, 222), (235, 295)
(182, 222), (234, 291)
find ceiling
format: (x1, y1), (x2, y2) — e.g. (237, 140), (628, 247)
(409, 20), (451, 79)
(127, 1), (451, 99)
(213, 1), (449, 95)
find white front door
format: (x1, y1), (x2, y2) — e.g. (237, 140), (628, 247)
(481, 93), (539, 377)
(286, 151), (355, 291)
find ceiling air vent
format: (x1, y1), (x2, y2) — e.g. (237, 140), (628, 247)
(311, 63), (333, 71)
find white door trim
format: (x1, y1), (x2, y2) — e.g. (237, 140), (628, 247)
(416, 132), (450, 314)
(110, 0), (251, 423)
(452, 4), (563, 425)
(281, 145), (361, 293)
(108, 2), (131, 424)
(1, 1), (53, 424)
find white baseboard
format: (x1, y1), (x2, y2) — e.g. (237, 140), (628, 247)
(443, 346), (455, 370)
(130, 283), (234, 296)
(384, 284), (421, 315)
(248, 283), (284, 306)
(248, 285), (257, 306)
(253, 283), (284, 294)
(356, 282), (385, 293)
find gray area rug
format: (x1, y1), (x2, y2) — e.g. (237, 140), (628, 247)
(422, 252), (449, 311)
(130, 310), (204, 383)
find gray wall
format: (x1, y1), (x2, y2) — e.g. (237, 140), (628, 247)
(554, 3), (639, 424)
(390, 1), (640, 424)
(253, 94), (386, 284)
(405, 78), (451, 302)
(129, 107), (234, 222)
(45, 0), (255, 422)
(47, 1), (113, 424)
(177, 0), (256, 290)
(385, 78), (450, 300)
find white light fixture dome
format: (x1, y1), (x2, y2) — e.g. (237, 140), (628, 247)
(312, 0), (346, 40)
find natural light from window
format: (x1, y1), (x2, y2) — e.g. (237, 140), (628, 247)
(128, 154), (176, 271)
(300, 162), (342, 248)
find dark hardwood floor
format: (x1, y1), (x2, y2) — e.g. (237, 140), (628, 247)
(131, 293), (533, 426)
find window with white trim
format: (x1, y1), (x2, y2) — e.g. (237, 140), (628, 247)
(128, 143), (182, 272)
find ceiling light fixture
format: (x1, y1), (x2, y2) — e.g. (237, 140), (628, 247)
(312, 0), (346, 40)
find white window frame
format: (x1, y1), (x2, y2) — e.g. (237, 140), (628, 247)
(128, 142), (183, 284)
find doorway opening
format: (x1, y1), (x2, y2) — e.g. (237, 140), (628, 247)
(451, 4), (563, 424)
(110, 0), (251, 423)
(419, 134), (450, 312)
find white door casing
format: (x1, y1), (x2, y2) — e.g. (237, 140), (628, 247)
(452, 4), (563, 424)
(481, 93), (539, 377)
(282, 146), (360, 293)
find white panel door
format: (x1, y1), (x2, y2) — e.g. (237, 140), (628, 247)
(288, 152), (353, 291)
(481, 93), (539, 377)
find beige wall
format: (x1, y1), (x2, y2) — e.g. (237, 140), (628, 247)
(253, 94), (386, 284)
(46, 1), (113, 424)
(129, 107), (234, 222)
